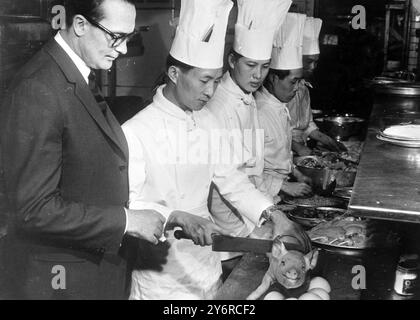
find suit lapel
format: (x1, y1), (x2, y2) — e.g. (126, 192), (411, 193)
(43, 40), (128, 160)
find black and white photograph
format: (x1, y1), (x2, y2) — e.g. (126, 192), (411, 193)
(1, 0), (420, 304)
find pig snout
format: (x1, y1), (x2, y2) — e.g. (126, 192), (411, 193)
(286, 269), (299, 280)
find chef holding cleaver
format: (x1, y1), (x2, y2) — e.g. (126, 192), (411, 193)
(122, 0), (310, 300)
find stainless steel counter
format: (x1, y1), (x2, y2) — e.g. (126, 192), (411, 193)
(349, 95), (420, 222)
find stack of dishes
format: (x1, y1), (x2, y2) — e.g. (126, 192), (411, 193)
(377, 124), (420, 148)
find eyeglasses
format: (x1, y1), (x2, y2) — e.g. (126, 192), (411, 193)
(83, 15), (137, 48)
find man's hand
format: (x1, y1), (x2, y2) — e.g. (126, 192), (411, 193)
(166, 211), (229, 246)
(270, 210), (312, 253)
(126, 209), (166, 244)
(281, 181), (312, 197)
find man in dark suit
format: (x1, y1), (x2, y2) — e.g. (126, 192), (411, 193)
(0, 0), (166, 299)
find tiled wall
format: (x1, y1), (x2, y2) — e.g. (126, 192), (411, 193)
(408, 8), (420, 72)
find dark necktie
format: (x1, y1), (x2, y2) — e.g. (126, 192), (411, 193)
(88, 70), (108, 116)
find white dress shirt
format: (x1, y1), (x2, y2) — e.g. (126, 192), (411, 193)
(54, 32), (91, 84)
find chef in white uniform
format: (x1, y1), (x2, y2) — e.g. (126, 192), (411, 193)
(255, 13), (313, 199)
(287, 17), (347, 156)
(206, 0), (292, 268)
(122, 0), (309, 300)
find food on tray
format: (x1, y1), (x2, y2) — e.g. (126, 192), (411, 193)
(297, 153), (357, 172)
(308, 215), (368, 248)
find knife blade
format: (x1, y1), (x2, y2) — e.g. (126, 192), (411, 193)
(174, 230), (304, 253)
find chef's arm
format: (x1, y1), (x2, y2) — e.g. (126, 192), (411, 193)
(252, 172), (285, 199)
(292, 140), (312, 157)
(309, 130), (347, 152)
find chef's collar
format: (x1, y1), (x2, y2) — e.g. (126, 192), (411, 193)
(223, 72), (255, 106)
(153, 84), (196, 121)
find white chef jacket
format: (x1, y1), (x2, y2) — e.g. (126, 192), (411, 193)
(206, 72), (266, 250)
(122, 85), (272, 300)
(254, 87), (293, 198)
(287, 82), (318, 144)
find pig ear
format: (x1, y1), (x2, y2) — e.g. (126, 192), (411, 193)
(304, 249), (319, 270)
(272, 237), (288, 258)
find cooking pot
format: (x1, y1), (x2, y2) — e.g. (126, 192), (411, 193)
(295, 155), (357, 189)
(314, 116), (366, 141)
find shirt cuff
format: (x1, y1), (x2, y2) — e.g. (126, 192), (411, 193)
(123, 207), (128, 234)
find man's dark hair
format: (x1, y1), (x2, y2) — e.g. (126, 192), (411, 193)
(228, 48), (243, 63)
(151, 54), (194, 92)
(64, 0), (136, 29)
(268, 69), (290, 80)
(262, 69), (290, 92)
(166, 54), (194, 73)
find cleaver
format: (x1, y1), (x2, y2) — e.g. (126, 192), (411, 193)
(174, 230), (305, 254)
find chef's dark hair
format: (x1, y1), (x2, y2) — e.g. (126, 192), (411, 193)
(229, 49), (243, 62)
(151, 55), (194, 93)
(268, 69), (291, 80)
(166, 54), (194, 73)
(262, 69), (291, 92)
(64, 0), (136, 28)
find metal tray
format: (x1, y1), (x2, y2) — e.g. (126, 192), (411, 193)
(374, 83), (420, 96)
(376, 134), (420, 148)
(281, 194), (348, 209)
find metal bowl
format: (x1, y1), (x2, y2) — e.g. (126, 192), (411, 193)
(295, 155), (357, 189)
(314, 116), (366, 141)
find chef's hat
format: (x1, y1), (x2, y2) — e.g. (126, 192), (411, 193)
(270, 12), (307, 70)
(169, 0), (233, 69)
(233, 0), (292, 60)
(303, 17), (323, 55)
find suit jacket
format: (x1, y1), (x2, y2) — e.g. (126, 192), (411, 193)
(0, 39), (130, 299)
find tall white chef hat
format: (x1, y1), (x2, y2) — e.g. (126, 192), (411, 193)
(233, 0), (292, 61)
(169, 0), (233, 69)
(270, 12), (307, 70)
(303, 17), (323, 55)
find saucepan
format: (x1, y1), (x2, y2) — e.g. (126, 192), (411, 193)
(314, 116), (366, 141)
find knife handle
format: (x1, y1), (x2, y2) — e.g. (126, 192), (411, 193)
(174, 230), (218, 241)
(174, 230), (190, 240)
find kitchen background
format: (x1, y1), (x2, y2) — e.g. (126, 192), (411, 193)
(0, 0), (418, 117)
(1, 0), (420, 299)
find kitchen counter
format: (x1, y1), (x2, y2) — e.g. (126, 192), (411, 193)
(349, 95), (420, 223)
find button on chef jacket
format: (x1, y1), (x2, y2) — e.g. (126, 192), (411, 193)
(254, 86), (293, 198)
(206, 72), (266, 246)
(122, 85), (272, 300)
(287, 82), (318, 145)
